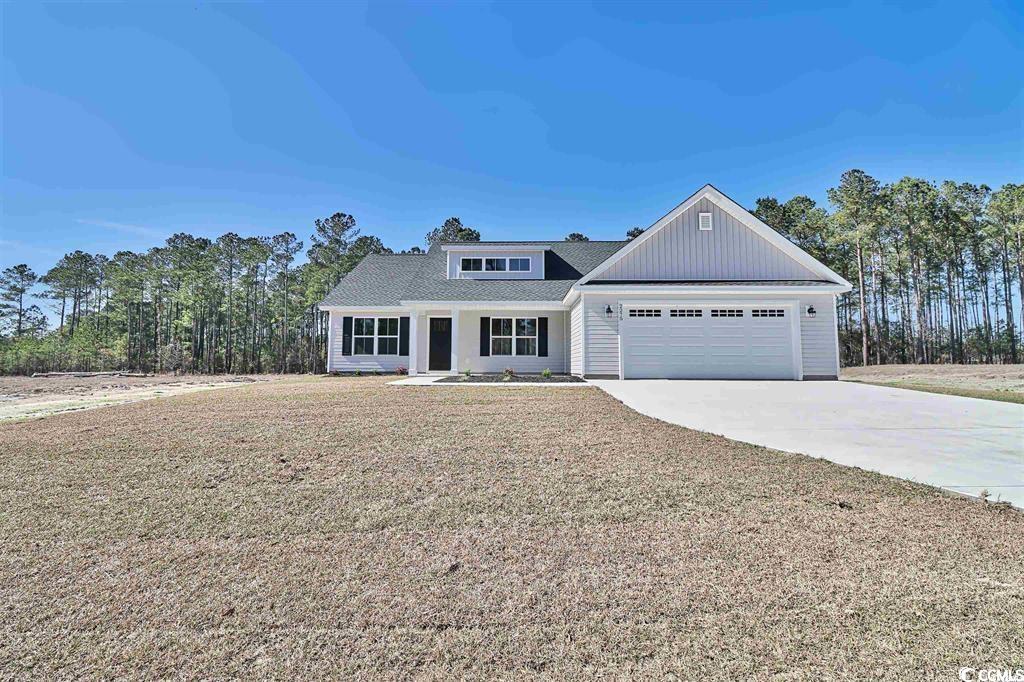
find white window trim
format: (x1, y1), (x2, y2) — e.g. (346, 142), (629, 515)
(352, 315), (400, 355)
(376, 317), (400, 355)
(698, 212), (713, 231)
(491, 316), (538, 356)
(485, 257), (508, 272)
(508, 257), (531, 272)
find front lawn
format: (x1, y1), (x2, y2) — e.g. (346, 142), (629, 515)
(2, 376), (1021, 677)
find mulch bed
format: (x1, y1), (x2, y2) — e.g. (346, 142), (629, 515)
(437, 374), (586, 383)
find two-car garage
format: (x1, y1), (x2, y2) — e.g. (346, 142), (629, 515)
(620, 302), (801, 380)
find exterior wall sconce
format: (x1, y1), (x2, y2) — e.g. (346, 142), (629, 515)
(806, 305), (816, 318)
(605, 305), (614, 318)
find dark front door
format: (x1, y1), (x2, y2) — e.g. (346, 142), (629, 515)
(429, 318), (452, 371)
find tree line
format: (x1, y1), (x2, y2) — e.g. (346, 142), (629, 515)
(753, 172), (1022, 367)
(1, 170), (1021, 374)
(1, 215), (451, 375)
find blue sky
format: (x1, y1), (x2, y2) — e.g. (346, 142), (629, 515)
(2, 0), (1022, 281)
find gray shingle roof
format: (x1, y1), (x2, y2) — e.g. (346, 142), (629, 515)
(319, 253), (428, 306)
(320, 241), (627, 307)
(584, 279), (839, 286)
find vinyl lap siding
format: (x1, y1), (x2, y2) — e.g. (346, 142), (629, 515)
(569, 300), (584, 375)
(446, 250), (546, 280)
(457, 309), (566, 374)
(597, 198), (818, 281)
(799, 294), (839, 377)
(583, 296), (619, 377)
(328, 311), (410, 372)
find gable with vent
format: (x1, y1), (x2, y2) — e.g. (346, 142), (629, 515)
(578, 185), (849, 286)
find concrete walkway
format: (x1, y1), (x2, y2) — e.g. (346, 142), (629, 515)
(591, 379), (1024, 507)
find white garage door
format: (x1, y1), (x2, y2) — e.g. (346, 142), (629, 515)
(622, 303), (799, 379)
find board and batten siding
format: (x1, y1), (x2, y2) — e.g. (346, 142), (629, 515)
(328, 311), (410, 372)
(580, 293), (840, 378)
(596, 198), (818, 281)
(569, 299), (584, 376)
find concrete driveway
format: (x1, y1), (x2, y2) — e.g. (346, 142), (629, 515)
(590, 379), (1024, 507)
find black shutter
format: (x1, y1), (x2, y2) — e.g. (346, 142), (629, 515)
(538, 317), (548, 357)
(342, 316), (353, 356)
(399, 317), (410, 356)
(480, 316), (490, 357)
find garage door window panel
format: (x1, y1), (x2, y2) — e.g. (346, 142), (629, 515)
(622, 301), (797, 380)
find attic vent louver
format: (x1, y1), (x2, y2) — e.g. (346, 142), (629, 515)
(698, 212), (713, 231)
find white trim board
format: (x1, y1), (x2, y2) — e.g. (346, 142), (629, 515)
(571, 184), (853, 294)
(579, 285), (847, 295)
(401, 300), (566, 310)
(440, 244), (552, 252)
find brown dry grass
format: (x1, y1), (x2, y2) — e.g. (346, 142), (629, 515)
(842, 364), (1024, 403)
(2, 376), (1022, 679)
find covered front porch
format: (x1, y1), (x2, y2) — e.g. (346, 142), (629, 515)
(406, 303), (567, 376)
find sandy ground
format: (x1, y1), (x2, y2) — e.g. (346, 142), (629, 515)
(0, 374), (274, 421)
(842, 364), (1024, 401)
(2, 376), (1021, 678)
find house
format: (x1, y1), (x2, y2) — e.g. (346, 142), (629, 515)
(319, 184), (852, 380)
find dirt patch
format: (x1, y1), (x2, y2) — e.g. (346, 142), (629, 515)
(0, 374), (274, 422)
(1, 376), (1021, 677)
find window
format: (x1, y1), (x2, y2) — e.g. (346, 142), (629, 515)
(509, 257), (531, 272)
(710, 309), (743, 318)
(670, 309), (703, 317)
(485, 257), (507, 272)
(460, 257), (482, 272)
(698, 212), (713, 231)
(752, 309), (785, 318)
(490, 317), (537, 356)
(628, 308), (662, 317)
(516, 318), (537, 356)
(491, 318), (513, 355)
(351, 316), (400, 355)
(353, 317), (375, 354)
(376, 317), (399, 354)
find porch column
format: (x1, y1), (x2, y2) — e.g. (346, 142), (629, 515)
(450, 309), (459, 374)
(407, 313), (419, 375)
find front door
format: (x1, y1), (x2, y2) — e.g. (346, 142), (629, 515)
(428, 318), (452, 371)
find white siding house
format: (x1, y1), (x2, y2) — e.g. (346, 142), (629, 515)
(320, 184), (851, 380)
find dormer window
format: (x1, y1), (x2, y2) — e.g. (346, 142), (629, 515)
(509, 257), (531, 272)
(485, 258), (507, 272)
(460, 257), (482, 272)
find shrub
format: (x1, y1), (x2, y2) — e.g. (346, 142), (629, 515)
(463, 368), (472, 379)
(372, 369), (380, 376)
(354, 369), (362, 377)
(541, 368), (552, 379)
(502, 367), (515, 382)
